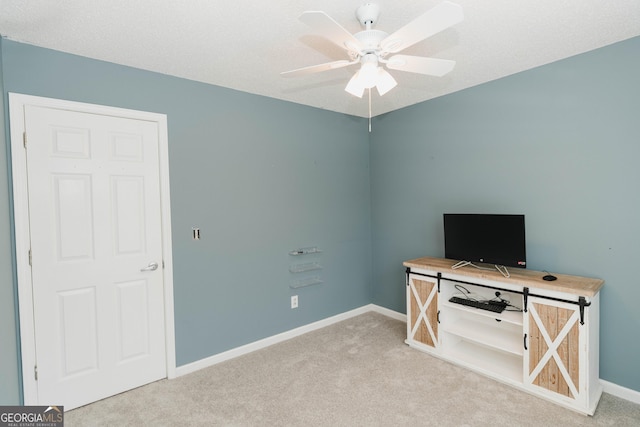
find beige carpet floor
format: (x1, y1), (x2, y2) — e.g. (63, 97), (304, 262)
(66, 311), (640, 426)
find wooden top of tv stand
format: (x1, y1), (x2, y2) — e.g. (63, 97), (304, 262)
(403, 256), (604, 297)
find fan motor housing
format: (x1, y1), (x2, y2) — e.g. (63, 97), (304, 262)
(354, 29), (388, 52)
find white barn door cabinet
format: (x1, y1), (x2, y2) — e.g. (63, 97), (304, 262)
(404, 257), (603, 415)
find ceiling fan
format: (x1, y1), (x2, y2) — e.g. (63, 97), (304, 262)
(281, 1), (464, 98)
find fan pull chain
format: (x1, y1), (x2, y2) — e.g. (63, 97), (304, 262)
(368, 88), (372, 133)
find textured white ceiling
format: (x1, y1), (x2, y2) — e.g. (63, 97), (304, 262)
(1, 0), (639, 118)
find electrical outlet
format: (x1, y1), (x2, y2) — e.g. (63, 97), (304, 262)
(291, 295), (298, 309)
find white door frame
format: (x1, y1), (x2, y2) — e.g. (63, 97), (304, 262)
(8, 93), (177, 405)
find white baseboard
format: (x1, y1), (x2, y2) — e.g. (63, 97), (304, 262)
(601, 379), (640, 405)
(174, 306), (640, 407)
(175, 304), (394, 377)
(369, 304), (406, 321)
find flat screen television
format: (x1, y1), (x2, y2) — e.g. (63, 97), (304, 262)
(443, 214), (526, 269)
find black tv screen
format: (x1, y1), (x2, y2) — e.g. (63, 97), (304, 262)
(443, 214), (526, 268)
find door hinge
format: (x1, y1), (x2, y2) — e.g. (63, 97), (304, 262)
(23, 132), (27, 148)
(28, 249), (32, 266)
(34, 365), (38, 381)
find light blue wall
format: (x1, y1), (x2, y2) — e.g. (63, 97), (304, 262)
(370, 36), (640, 392)
(3, 34), (640, 403)
(0, 39), (371, 402)
(0, 38), (22, 405)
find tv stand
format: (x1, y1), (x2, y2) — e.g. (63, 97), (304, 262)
(451, 260), (511, 278)
(403, 256), (604, 415)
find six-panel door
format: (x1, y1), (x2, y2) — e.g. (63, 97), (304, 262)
(24, 105), (167, 409)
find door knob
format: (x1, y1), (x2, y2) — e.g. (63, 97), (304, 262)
(140, 262), (159, 272)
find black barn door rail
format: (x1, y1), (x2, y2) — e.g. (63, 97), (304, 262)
(406, 268), (591, 324)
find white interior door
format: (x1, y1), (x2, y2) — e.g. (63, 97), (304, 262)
(15, 100), (171, 410)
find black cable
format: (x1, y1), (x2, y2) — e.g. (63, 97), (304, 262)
(454, 284), (471, 296)
(453, 286), (523, 312)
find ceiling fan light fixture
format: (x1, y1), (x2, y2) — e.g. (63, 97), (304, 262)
(346, 59), (397, 98)
(375, 68), (398, 96)
(358, 61), (379, 89)
(345, 71), (366, 98)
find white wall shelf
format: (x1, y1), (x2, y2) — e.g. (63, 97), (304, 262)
(290, 277), (324, 289)
(289, 262), (323, 273)
(289, 247), (322, 256)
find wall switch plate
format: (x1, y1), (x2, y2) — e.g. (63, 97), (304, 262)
(192, 228), (200, 240)
(291, 295), (298, 309)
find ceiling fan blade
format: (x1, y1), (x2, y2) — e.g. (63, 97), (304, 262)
(281, 60), (356, 78)
(299, 11), (364, 53)
(386, 55), (456, 76)
(380, 1), (463, 54)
